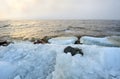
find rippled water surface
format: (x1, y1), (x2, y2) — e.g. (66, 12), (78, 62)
(0, 20), (120, 40)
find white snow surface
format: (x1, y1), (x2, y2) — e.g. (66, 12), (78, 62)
(0, 41), (120, 79)
(80, 36), (120, 47)
(0, 61), (16, 79)
(48, 36), (78, 45)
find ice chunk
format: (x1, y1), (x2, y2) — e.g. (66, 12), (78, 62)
(14, 75), (21, 79)
(80, 36), (120, 47)
(48, 36), (78, 45)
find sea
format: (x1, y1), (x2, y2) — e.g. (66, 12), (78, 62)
(0, 20), (120, 40)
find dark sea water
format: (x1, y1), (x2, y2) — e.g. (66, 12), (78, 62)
(0, 20), (120, 40)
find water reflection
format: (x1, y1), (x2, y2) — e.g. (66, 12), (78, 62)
(0, 20), (120, 40)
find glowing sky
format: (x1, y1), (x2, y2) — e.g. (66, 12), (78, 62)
(0, 0), (120, 19)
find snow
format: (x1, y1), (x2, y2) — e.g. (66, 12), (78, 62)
(80, 36), (120, 47)
(14, 75), (21, 79)
(0, 61), (16, 79)
(51, 46), (120, 79)
(48, 36), (78, 45)
(0, 37), (120, 79)
(0, 42), (57, 79)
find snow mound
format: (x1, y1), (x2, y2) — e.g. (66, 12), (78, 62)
(0, 41), (120, 79)
(48, 36), (78, 45)
(80, 36), (120, 47)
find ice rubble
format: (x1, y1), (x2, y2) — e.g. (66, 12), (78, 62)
(80, 36), (120, 47)
(0, 36), (120, 79)
(51, 45), (120, 79)
(0, 42), (57, 79)
(48, 36), (78, 45)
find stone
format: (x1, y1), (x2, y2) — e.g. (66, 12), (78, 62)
(34, 39), (46, 44)
(0, 41), (11, 46)
(42, 36), (53, 43)
(64, 46), (83, 56)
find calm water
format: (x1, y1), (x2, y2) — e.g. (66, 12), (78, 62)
(0, 20), (120, 40)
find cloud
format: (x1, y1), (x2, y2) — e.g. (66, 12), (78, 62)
(0, 0), (120, 19)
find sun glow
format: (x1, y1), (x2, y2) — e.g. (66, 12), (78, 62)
(0, 0), (120, 19)
(0, 0), (39, 19)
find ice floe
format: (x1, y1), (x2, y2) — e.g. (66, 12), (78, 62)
(48, 36), (78, 45)
(80, 36), (120, 47)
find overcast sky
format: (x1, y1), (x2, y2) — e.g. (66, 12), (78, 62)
(0, 0), (120, 20)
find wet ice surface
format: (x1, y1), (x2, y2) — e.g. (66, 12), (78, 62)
(0, 36), (120, 79)
(80, 36), (120, 47)
(48, 36), (78, 45)
(0, 20), (120, 40)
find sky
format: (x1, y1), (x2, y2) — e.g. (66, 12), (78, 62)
(0, 0), (120, 20)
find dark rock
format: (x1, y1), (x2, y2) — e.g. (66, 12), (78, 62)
(75, 36), (82, 44)
(41, 36), (52, 43)
(3, 24), (10, 27)
(0, 41), (11, 46)
(75, 40), (80, 44)
(34, 39), (46, 44)
(64, 46), (84, 56)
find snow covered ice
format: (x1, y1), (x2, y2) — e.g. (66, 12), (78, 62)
(0, 36), (120, 79)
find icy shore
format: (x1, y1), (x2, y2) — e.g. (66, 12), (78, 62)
(0, 36), (120, 79)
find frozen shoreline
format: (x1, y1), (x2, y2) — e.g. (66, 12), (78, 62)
(0, 36), (120, 79)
